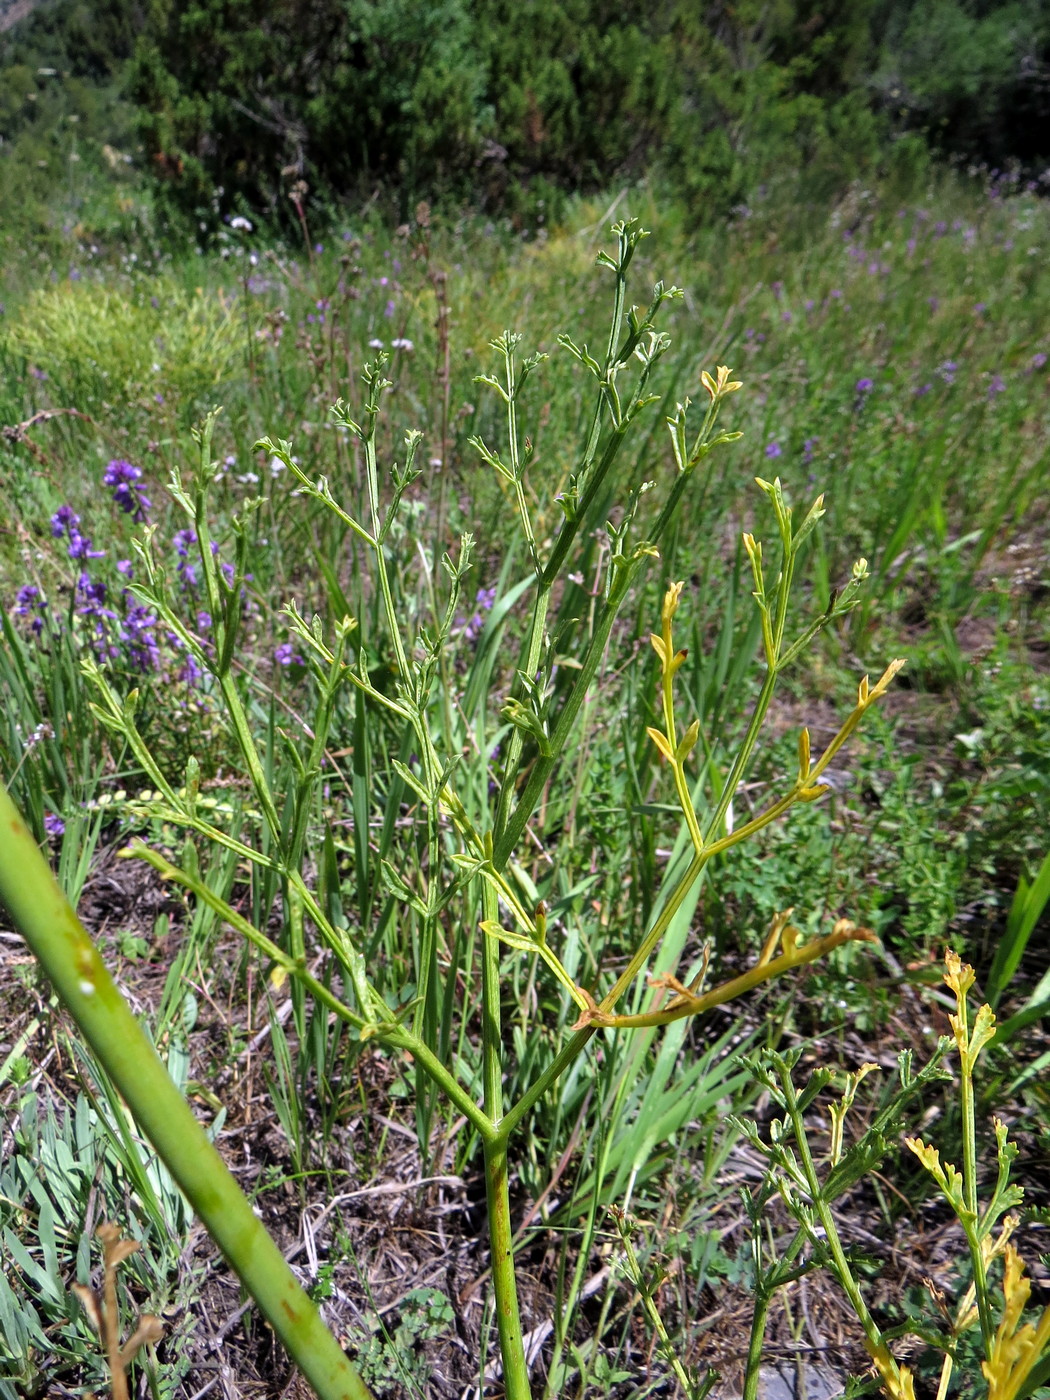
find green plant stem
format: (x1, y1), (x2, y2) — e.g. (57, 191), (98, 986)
(742, 1287), (773, 1400)
(957, 995), (995, 1351)
(484, 1137), (530, 1400)
(778, 1061), (900, 1388)
(493, 548), (646, 868)
(0, 781), (375, 1400)
(479, 882), (531, 1400)
(131, 842), (498, 1144)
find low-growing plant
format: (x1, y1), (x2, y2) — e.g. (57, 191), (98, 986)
(733, 949), (1050, 1399)
(4, 278), (239, 420)
(2, 221), (914, 1398)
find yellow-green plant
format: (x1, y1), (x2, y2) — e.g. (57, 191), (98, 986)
(733, 950), (1050, 1400)
(0, 221), (903, 1399)
(5, 279), (238, 411)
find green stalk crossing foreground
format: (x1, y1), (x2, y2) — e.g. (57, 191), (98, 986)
(0, 780), (375, 1400)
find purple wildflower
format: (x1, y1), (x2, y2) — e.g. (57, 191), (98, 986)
(1031, 352), (1047, 370)
(15, 584), (47, 636)
(274, 641), (305, 667)
(855, 378), (874, 394)
(15, 583), (42, 611)
(67, 531), (105, 562)
(104, 459), (151, 522)
(459, 587), (498, 645)
(802, 437), (819, 464)
(174, 529), (199, 590)
(987, 374), (1006, 399)
(76, 573), (118, 658)
(179, 651), (203, 687)
(44, 813), (65, 838)
(51, 504), (81, 538)
(764, 442), (782, 459)
(937, 360), (958, 386)
(121, 603), (161, 672)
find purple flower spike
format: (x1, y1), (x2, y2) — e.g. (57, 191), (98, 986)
(104, 459), (151, 522)
(461, 587), (498, 644)
(121, 604), (161, 672)
(764, 442), (783, 459)
(855, 378), (874, 393)
(50, 504), (81, 539)
(15, 583), (42, 611)
(15, 584), (47, 636)
(67, 531), (105, 561)
(44, 813), (65, 838)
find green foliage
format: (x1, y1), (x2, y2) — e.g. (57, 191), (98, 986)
(873, 0), (1050, 170)
(6, 277), (239, 414)
(115, 0), (895, 228)
(0, 1074), (195, 1400)
(355, 1287), (456, 1396)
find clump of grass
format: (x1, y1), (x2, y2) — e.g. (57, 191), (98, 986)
(5, 278), (239, 417)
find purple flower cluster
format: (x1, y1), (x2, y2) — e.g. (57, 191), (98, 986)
(51, 505), (104, 562)
(459, 586), (497, 645)
(15, 584), (47, 636)
(21, 463), (171, 676)
(174, 528), (199, 590)
(274, 641), (305, 667)
(104, 460), (151, 523)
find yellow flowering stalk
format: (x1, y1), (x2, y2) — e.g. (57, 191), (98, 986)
(983, 1244), (1050, 1400)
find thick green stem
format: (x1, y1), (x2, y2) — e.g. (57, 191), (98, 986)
(0, 783), (374, 1400)
(742, 1285), (773, 1400)
(484, 1136), (531, 1400)
(479, 881), (531, 1397)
